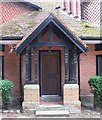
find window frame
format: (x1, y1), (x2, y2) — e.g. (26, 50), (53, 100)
(96, 55), (102, 76)
(95, 44), (102, 51)
(0, 45), (4, 51)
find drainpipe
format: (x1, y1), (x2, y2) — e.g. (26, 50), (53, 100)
(19, 55), (23, 113)
(78, 54), (81, 100)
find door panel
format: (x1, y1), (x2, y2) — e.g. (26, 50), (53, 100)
(40, 51), (61, 95)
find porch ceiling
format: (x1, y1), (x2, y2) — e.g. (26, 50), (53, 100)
(16, 13), (88, 54)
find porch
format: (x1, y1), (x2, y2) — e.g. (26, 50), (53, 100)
(15, 14), (87, 111)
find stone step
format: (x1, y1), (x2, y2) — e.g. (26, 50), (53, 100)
(36, 104), (81, 116)
(36, 110), (70, 116)
(41, 95), (62, 102)
(36, 104), (69, 116)
(38, 105), (66, 110)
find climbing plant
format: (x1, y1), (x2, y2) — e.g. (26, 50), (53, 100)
(88, 76), (102, 109)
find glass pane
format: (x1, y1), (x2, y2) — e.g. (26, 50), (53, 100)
(98, 56), (102, 76)
(0, 57), (2, 79)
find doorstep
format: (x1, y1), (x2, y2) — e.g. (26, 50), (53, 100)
(35, 104), (81, 116)
(36, 110), (69, 116)
(36, 104), (69, 116)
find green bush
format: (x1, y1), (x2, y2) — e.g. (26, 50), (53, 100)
(0, 80), (14, 109)
(88, 76), (102, 108)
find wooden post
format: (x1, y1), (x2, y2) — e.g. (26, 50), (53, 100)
(78, 54), (81, 100)
(64, 47), (69, 84)
(25, 47), (31, 83)
(34, 47), (39, 84)
(69, 47), (77, 83)
(73, 47), (77, 82)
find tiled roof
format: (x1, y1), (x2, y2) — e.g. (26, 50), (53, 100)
(16, 13), (88, 50)
(0, 2), (40, 25)
(1, 0), (101, 37)
(1, 9), (101, 37)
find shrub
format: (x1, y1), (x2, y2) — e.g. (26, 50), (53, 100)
(0, 80), (14, 109)
(88, 76), (102, 109)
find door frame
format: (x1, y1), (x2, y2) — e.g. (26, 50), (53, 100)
(39, 50), (61, 96)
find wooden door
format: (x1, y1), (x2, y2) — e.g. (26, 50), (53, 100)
(40, 51), (61, 95)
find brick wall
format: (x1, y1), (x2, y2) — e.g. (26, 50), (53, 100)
(80, 44), (102, 106)
(0, 2), (33, 25)
(3, 43), (102, 106)
(80, 44), (102, 96)
(4, 45), (20, 97)
(82, 0), (100, 27)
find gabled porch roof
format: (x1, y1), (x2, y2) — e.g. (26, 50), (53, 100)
(16, 13), (88, 54)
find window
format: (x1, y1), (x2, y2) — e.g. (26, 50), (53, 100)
(0, 45), (4, 51)
(95, 44), (102, 51)
(96, 55), (102, 76)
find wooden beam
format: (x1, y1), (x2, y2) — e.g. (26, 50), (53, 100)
(32, 42), (68, 47)
(48, 24), (53, 42)
(25, 47), (31, 83)
(64, 47), (69, 84)
(69, 47), (77, 83)
(78, 54), (81, 100)
(34, 47), (39, 84)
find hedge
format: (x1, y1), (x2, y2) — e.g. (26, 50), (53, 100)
(88, 76), (102, 109)
(0, 80), (14, 109)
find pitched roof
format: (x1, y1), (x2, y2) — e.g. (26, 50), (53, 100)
(16, 13), (88, 54)
(0, 2), (41, 25)
(1, 9), (101, 37)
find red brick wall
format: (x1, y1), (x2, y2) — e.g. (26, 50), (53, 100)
(0, 2), (33, 25)
(3, 42), (102, 106)
(4, 45), (20, 97)
(80, 44), (102, 96)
